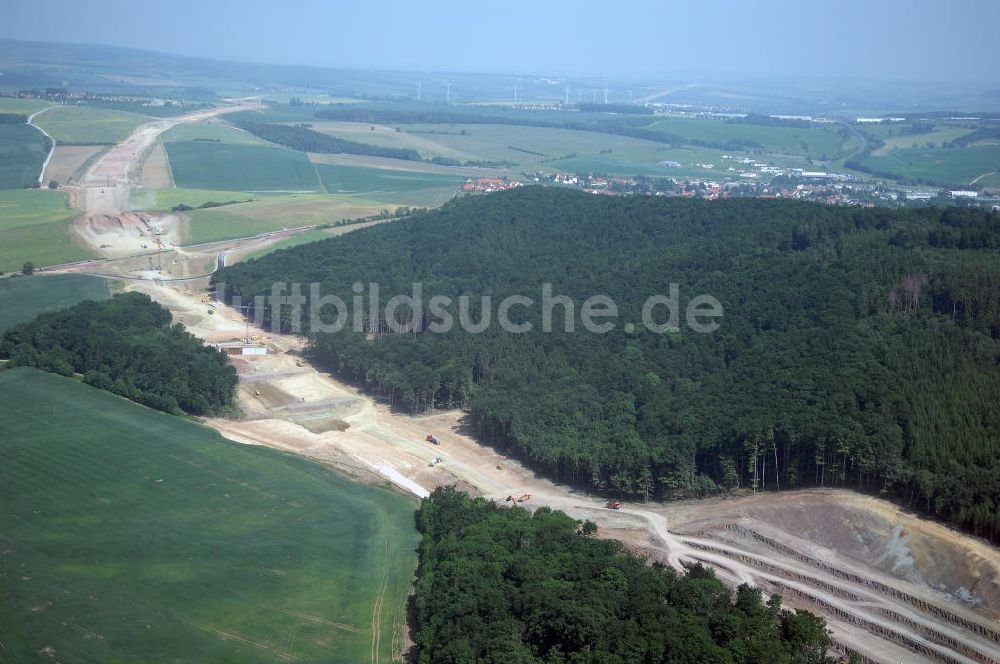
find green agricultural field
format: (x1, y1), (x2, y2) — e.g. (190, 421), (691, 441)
(164, 142), (321, 191)
(311, 121), (695, 172)
(129, 187), (398, 244)
(316, 163), (461, 204)
(232, 104), (328, 124)
(646, 116), (847, 157)
(0, 98), (53, 115)
(184, 193), (388, 244)
(242, 228), (336, 260)
(870, 126), (975, 155)
(32, 105), (152, 144)
(547, 144), (811, 179)
(973, 171), (1000, 189)
(0, 189), (91, 272)
(0, 368), (419, 664)
(129, 187), (260, 212)
(309, 119), (830, 177)
(260, 94), (366, 105)
(309, 121), (474, 160)
(858, 146), (1000, 186)
(160, 121), (265, 145)
(0, 274), (112, 332)
(0, 122), (48, 189)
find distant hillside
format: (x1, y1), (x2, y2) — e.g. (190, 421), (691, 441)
(0, 38), (568, 102)
(215, 187), (1000, 541)
(3, 38), (1000, 113)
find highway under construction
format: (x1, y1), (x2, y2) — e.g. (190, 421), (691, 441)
(41, 109), (1000, 664)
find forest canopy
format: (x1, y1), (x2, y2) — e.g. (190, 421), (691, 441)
(214, 188), (1000, 541)
(413, 486), (834, 664)
(0, 291), (237, 415)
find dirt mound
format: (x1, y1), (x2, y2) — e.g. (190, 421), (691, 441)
(72, 211), (188, 258)
(669, 490), (1000, 619)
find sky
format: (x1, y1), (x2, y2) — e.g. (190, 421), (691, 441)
(3, 0), (1000, 82)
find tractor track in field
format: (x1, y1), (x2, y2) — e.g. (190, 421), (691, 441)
(199, 626), (301, 662)
(370, 528), (392, 664)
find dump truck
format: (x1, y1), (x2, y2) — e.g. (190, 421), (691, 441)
(429, 457), (444, 467)
(425, 434), (440, 445)
(605, 500), (621, 510)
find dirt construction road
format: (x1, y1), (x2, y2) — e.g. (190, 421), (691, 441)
(61, 100), (259, 261)
(137, 288), (999, 664)
(45, 114), (1000, 663)
(75, 103), (251, 217)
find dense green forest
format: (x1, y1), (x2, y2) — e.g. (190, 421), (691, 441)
(413, 486), (834, 663)
(230, 111), (421, 160)
(0, 292), (237, 414)
(214, 188), (1000, 541)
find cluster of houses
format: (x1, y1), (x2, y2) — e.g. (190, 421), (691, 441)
(5, 90), (184, 108)
(517, 170), (1000, 210)
(461, 177), (524, 193)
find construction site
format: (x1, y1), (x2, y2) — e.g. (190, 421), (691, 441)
(39, 105), (1000, 664)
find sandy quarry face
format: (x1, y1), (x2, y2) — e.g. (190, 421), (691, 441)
(665, 490), (1000, 618)
(71, 211), (188, 259)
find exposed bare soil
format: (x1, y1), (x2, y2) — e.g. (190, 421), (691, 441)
(70, 211), (187, 259)
(138, 142), (173, 188)
(42, 145), (105, 186)
(38, 106), (1000, 664)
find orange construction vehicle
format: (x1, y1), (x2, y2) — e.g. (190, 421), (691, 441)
(505, 495), (518, 506)
(519, 494), (532, 502)
(605, 500), (621, 510)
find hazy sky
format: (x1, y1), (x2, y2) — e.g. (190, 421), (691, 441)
(4, 0), (999, 82)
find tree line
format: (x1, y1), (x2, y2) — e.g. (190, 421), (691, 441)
(229, 111), (422, 160)
(313, 106), (763, 151)
(0, 292), (237, 415)
(413, 486), (836, 663)
(214, 188), (1000, 542)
